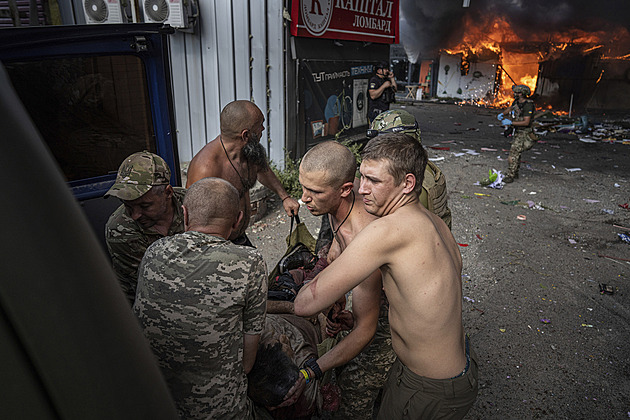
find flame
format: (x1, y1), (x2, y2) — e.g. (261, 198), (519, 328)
(440, 15), (630, 109)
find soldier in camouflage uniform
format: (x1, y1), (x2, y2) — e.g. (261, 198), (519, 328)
(497, 84), (537, 183)
(133, 177), (268, 420)
(368, 109), (452, 229)
(105, 151), (186, 305)
(299, 141), (392, 419)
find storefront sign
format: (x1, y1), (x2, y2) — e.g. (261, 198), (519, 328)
(291, 0), (399, 44)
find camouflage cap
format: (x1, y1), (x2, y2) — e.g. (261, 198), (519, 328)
(105, 151), (171, 201)
(367, 109), (421, 143)
(512, 84), (531, 96)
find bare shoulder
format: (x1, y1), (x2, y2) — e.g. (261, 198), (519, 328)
(187, 137), (222, 186)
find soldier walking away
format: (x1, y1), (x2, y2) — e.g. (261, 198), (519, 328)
(497, 84), (537, 183)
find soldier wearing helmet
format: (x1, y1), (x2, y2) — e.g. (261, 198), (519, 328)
(497, 84), (537, 183)
(368, 61), (398, 122)
(367, 110), (452, 229)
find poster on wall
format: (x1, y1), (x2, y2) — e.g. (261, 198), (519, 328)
(352, 78), (368, 127)
(300, 60), (373, 145)
(291, 0), (399, 44)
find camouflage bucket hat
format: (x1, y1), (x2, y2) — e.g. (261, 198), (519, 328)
(512, 84), (531, 96)
(105, 151), (171, 201)
(367, 110), (421, 142)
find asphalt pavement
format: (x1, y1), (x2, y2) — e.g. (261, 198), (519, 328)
(247, 101), (630, 419)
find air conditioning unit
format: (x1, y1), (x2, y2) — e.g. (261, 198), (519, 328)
(142, 0), (195, 29)
(83, 0), (126, 24)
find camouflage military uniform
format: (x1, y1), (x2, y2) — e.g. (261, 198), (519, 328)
(260, 314), (323, 417)
(133, 231), (268, 420)
(506, 99), (536, 179)
(105, 187), (186, 304)
(369, 110), (452, 229)
(333, 293), (396, 419)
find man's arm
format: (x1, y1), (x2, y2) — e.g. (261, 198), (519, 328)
(314, 270), (381, 374)
(243, 333), (260, 374)
(369, 80), (391, 100)
(294, 220), (389, 317)
(512, 115), (532, 127)
(105, 221), (147, 304)
(257, 165), (300, 216)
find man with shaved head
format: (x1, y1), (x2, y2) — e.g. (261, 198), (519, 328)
(298, 141), (390, 419)
(295, 134), (478, 419)
(186, 100), (300, 246)
(133, 177), (269, 419)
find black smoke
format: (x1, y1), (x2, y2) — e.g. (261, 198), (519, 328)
(400, 0), (630, 62)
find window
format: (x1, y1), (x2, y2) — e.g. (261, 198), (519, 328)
(5, 55), (156, 182)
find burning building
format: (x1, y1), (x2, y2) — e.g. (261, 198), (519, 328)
(400, 0), (630, 113)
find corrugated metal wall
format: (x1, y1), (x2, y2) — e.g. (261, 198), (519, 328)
(170, 0), (288, 167)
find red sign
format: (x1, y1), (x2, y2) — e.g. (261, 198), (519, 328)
(291, 0), (399, 44)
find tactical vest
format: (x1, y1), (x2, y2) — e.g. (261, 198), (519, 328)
(513, 99), (535, 127)
(422, 161), (452, 229)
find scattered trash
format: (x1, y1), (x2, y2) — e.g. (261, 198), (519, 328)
(619, 233), (630, 244)
(566, 168), (582, 172)
(517, 215), (527, 221)
(429, 156), (445, 162)
(480, 147), (497, 151)
(458, 243), (469, 247)
(527, 201), (545, 210)
(429, 146), (450, 151)
(613, 224), (630, 231)
(619, 203), (629, 209)
(568, 239), (577, 244)
(602, 209), (614, 215)
(578, 138), (597, 143)
(462, 149), (480, 155)
(479, 169), (503, 189)
(540, 318), (551, 324)
(463, 296), (475, 303)
(614, 183), (621, 188)
(597, 253), (630, 263)
(599, 283), (614, 295)
(583, 199), (600, 203)
(499, 328), (506, 333)
(501, 200), (519, 206)
(581, 324), (594, 328)
(476, 234), (483, 240)
(474, 193), (491, 197)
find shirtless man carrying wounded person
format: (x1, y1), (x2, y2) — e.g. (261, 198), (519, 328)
(294, 133), (478, 419)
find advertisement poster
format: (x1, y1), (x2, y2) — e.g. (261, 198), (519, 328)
(352, 78), (368, 127)
(300, 60), (373, 145)
(291, 0), (399, 44)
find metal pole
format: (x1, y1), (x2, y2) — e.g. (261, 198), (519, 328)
(568, 94), (574, 118)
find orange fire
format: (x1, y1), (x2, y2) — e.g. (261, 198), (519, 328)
(442, 15), (630, 109)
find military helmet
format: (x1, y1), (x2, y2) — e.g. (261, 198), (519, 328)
(367, 109), (421, 143)
(512, 84), (531, 96)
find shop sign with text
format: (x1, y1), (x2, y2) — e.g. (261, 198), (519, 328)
(291, 0), (399, 44)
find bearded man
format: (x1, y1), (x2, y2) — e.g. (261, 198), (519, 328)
(186, 100), (299, 246)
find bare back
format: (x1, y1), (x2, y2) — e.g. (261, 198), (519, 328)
(187, 136), (258, 238)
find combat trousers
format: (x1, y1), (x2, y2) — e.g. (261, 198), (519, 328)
(507, 129), (535, 178)
(333, 314), (396, 419)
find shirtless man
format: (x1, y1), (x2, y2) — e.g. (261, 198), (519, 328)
(186, 100), (300, 246)
(295, 133), (478, 419)
(298, 141), (390, 418)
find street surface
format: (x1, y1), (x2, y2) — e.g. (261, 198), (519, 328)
(247, 102), (630, 419)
